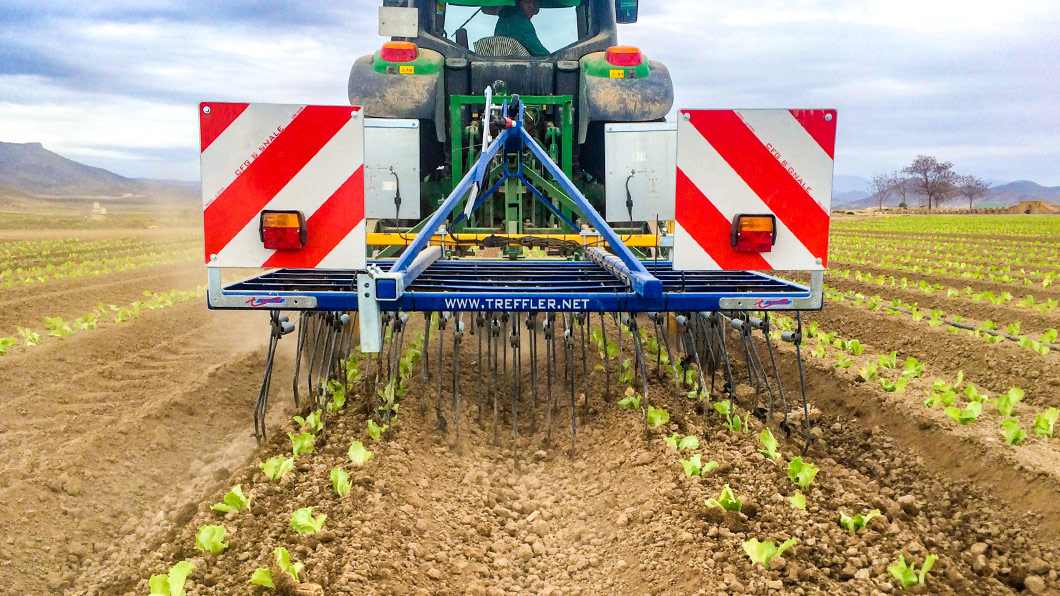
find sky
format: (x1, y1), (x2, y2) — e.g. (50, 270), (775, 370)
(1, 0), (1058, 186)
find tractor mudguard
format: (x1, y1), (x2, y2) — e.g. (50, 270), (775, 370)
(577, 54), (674, 144)
(347, 50), (447, 142)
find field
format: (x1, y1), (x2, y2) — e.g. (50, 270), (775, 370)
(1, 215), (1058, 596)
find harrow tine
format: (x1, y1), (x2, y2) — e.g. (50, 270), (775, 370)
(760, 313), (791, 433)
(491, 314), (501, 444)
(626, 314), (652, 439)
(563, 314), (576, 457)
(477, 312), (485, 425)
(651, 312), (681, 391)
(291, 312), (310, 408)
(254, 311), (294, 442)
(436, 311), (450, 432)
(384, 312), (408, 425)
(453, 314), (464, 445)
(576, 312), (589, 419)
(736, 316), (776, 420)
(305, 313), (325, 402)
(713, 313), (736, 397)
(543, 315), (555, 447)
(599, 312), (611, 400)
(510, 318), (521, 468)
(527, 313), (538, 434)
(792, 313), (813, 454)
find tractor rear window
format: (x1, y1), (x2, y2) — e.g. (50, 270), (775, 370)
(440, 6), (579, 56)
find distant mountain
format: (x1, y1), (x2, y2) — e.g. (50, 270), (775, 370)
(0, 141), (196, 201)
(832, 175), (870, 195)
(832, 190), (870, 206)
(837, 178), (1060, 210)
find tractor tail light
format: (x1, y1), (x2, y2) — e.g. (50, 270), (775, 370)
(606, 46), (643, 66)
(731, 214), (777, 253)
(260, 211), (307, 251)
(381, 41), (418, 63)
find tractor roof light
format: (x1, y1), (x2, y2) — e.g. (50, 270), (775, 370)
(606, 46), (643, 67)
(260, 210), (307, 251)
(731, 214), (777, 253)
(381, 41), (418, 63)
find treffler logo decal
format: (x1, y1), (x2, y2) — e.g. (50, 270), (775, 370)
(754, 298), (793, 309)
(246, 297), (284, 307)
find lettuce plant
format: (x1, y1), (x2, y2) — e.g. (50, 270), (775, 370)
(645, 407), (669, 427)
(964, 383), (988, 403)
(261, 456), (294, 481)
(274, 547), (303, 581)
(945, 401), (982, 425)
(17, 327), (40, 346)
(290, 507), (327, 534)
(679, 454), (718, 477)
(149, 561), (194, 596)
(994, 388), (1023, 417)
(878, 351), (898, 369)
(331, 467), (352, 497)
(848, 339), (865, 355)
(617, 387), (640, 409)
(664, 433), (699, 451)
(742, 538), (797, 569)
(705, 484), (742, 511)
(293, 409), (323, 435)
(834, 353), (853, 368)
(1002, 419), (1026, 445)
(758, 428), (779, 461)
(839, 509), (880, 532)
(858, 362), (878, 382)
(0, 337), (16, 356)
(715, 400), (744, 433)
(789, 492), (806, 510)
(289, 432), (315, 457)
(888, 554), (938, 589)
(1033, 408), (1059, 437)
(367, 419), (388, 440)
(211, 484), (252, 513)
(901, 357), (923, 379)
(326, 379), (346, 412)
(924, 389), (956, 408)
(44, 316), (74, 337)
(788, 457), (819, 489)
(194, 525), (227, 555)
(880, 378), (908, 393)
(250, 568), (274, 588)
(348, 440), (373, 466)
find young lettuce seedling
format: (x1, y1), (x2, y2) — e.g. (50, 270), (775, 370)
(705, 484), (743, 512)
(293, 409), (324, 435)
(274, 547), (303, 581)
(742, 538), (797, 570)
(839, 509), (881, 532)
(879, 378), (908, 393)
(788, 457), (820, 490)
(758, 429), (780, 461)
(645, 407), (670, 427)
(901, 357), (923, 379)
(326, 379), (346, 412)
(348, 440), (373, 466)
(617, 386), (641, 409)
(878, 351), (898, 369)
(288, 432), (315, 458)
(994, 388), (1024, 417)
(945, 401), (982, 425)
(834, 353), (853, 369)
(211, 484), (252, 513)
(149, 560), (194, 596)
(367, 419), (388, 441)
(679, 454), (718, 477)
(664, 433), (699, 451)
(1034, 408), (1059, 437)
(290, 507), (327, 535)
(714, 400), (745, 433)
(1001, 419), (1027, 445)
(858, 362), (878, 382)
(330, 468), (352, 497)
(261, 456), (294, 481)
(888, 554), (938, 590)
(249, 568), (274, 588)
(0, 337), (16, 356)
(789, 492), (806, 510)
(194, 525), (228, 555)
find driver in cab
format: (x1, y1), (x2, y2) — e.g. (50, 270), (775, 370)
(495, 0), (550, 56)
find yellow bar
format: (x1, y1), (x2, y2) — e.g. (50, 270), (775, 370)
(366, 232), (660, 248)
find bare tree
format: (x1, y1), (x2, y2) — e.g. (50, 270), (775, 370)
(903, 155), (957, 210)
(956, 175), (991, 211)
(870, 173), (897, 212)
(892, 171), (911, 208)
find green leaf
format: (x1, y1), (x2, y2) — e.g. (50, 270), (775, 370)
(645, 406), (669, 427)
(787, 456), (819, 489)
(848, 339), (865, 356)
(367, 419), (387, 441)
(945, 401), (982, 425)
(211, 484), (252, 513)
(839, 509), (880, 532)
(680, 454), (702, 477)
(617, 392), (641, 409)
(878, 351), (898, 369)
(194, 524), (228, 555)
(149, 561), (195, 596)
(677, 435), (700, 451)
(995, 387), (1024, 417)
(834, 353), (853, 369)
(348, 440), (373, 466)
(888, 554), (938, 589)
(274, 547), (303, 582)
(704, 484), (742, 512)
(330, 467), (352, 497)
(1033, 408), (1059, 437)
(289, 432), (315, 457)
(261, 456), (294, 481)
(250, 567), (274, 588)
(702, 460), (719, 473)
(742, 538), (797, 570)
(757, 428), (779, 460)
(294, 409), (324, 434)
(663, 432), (679, 450)
(290, 507), (327, 535)
(789, 492), (806, 510)
(713, 400), (732, 417)
(901, 357), (923, 379)
(1001, 419), (1026, 445)
(858, 362), (878, 382)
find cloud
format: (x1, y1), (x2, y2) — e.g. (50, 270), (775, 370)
(1, 1), (1059, 185)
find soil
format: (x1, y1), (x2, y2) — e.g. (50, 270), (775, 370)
(4, 224), (1059, 596)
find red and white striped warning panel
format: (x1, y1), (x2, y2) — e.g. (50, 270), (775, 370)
(200, 102), (366, 269)
(673, 109), (836, 271)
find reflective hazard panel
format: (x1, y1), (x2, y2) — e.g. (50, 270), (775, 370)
(199, 102), (366, 270)
(673, 109), (836, 271)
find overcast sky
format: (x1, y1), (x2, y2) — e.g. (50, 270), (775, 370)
(1, 0), (1058, 186)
